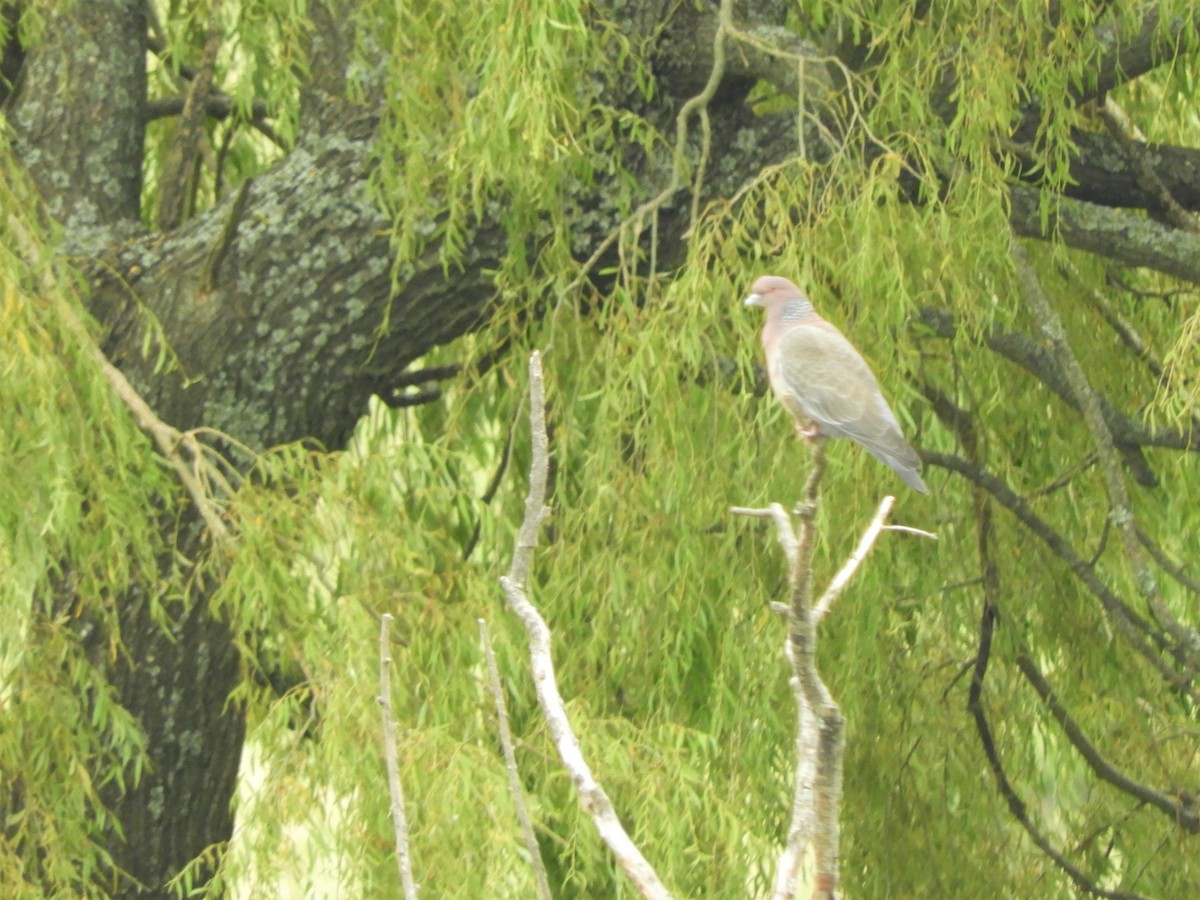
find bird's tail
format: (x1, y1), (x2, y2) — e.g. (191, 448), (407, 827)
(865, 440), (929, 494)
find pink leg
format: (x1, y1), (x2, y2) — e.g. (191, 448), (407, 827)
(794, 420), (822, 443)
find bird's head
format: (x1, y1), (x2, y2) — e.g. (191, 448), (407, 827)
(744, 275), (805, 307)
(744, 276), (812, 318)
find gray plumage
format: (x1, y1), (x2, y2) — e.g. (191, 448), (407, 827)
(745, 275), (928, 494)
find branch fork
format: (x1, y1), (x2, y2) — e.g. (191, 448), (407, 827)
(733, 446), (934, 899)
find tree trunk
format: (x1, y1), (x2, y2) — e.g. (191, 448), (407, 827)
(7, 1), (1200, 894)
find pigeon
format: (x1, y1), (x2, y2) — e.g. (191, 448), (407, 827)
(745, 275), (928, 493)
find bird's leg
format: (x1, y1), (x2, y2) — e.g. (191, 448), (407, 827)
(794, 420), (823, 443)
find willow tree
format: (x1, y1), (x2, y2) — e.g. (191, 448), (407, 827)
(3, 0), (1199, 896)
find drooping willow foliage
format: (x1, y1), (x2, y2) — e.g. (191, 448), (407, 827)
(2, 0), (1199, 897)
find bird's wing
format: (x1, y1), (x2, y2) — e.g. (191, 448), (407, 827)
(770, 321), (900, 443)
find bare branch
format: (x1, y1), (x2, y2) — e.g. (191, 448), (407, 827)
(378, 614), (419, 899)
(731, 503), (798, 571)
(502, 351), (672, 900)
(766, 441), (848, 900)
(739, 440), (925, 898)
(478, 618), (552, 900)
(814, 495), (895, 623)
(881, 524), (938, 540)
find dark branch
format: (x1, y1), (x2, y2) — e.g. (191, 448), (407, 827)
(966, 576), (1148, 899)
(143, 94), (273, 125)
(1012, 242), (1200, 668)
(377, 364), (464, 409)
(1136, 527), (1200, 599)
(918, 306), (1196, 488)
(922, 451), (1198, 698)
(1014, 652), (1200, 833)
(157, 21), (223, 231)
(1060, 130), (1200, 212)
(391, 364), (461, 389)
(1083, 7), (1191, 102)
(1096, 99), (1200, 231)
(378, 388), (442, 409)
(1010, 185), (1200, 286)
(144, 94), (283, 146)
(1059, 260), (1165, 380)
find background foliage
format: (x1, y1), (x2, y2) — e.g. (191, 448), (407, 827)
(2, 0), (1199, 897)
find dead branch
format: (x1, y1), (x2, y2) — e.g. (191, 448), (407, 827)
(501, 351), (672, 900)
(378, 613), (419, 899)
(815, 496), (895, 623)
(734, 441), (924, 900)
(478, 618), (553, 899)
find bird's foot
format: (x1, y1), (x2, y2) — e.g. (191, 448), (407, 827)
(794, 421), (822, 443)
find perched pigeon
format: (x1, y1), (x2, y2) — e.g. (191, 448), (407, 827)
(745, 275), (928, 493)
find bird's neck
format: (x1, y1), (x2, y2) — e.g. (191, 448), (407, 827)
(779, 298), (814, 323)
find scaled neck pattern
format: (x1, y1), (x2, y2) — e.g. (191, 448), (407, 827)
(779, 297), (815, 323)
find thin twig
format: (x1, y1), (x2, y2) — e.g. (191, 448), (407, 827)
(378, 613), (418, 899)
(1028, 453), (1100, 498)
(478, 619), (552, 900)
(880, 524), (938, 539)
(501, 352), (672, 900)
(7, 212), (232, 544)
(562, 0), (733, 299)
(464, 393), (524, 561)
(61, 301), (232, 544)
(1058, 259), (1164, 379)
(814, 495), (895, 623)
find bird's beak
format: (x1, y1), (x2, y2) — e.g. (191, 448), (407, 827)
(744, 293), (762, 307)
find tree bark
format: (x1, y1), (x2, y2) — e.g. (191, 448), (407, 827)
(7, 0), (1200, 894)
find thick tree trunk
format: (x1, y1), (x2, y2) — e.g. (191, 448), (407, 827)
(98, 531), (245, 895)
(6, 0), (1200, 894)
